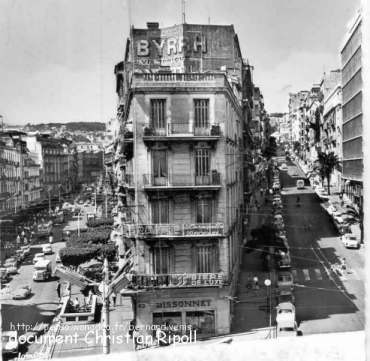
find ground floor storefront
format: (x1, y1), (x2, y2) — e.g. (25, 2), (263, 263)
(134, 287), (230, 340)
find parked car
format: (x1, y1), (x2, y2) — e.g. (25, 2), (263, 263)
(280, 163), (288, 171)
(42, 244), (53, 255)
(341, 233), (360, 249)
(33, 253), (45, 264)
(276, 323), (298, 338)
(276, 302), (296, 324)
(1, 331), (19, 356)
(326, 204), (337, 216)
(277, 271), (294, 289)
(0, 267), (9, 282)
(276, 289), (295, 304)
(296, 179), (305, 189)
(12, 285), (32, 300)
(20, 245), (31, 256)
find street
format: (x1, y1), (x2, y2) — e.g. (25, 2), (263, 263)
(1, 241), (65, 357)
(280, 160), (364, 334)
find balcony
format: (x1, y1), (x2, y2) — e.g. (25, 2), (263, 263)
(143, 124), (221, 143)
(143, 171), (221, 191)
(131, 272), (227, 289)
(122, 222), (224, 238)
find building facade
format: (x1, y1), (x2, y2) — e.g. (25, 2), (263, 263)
(114, 22), (248, 338)
(340, 12), (363, 205)
(322, 70), (343, 189)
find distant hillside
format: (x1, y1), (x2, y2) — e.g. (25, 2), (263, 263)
(24, 122), (106, 132)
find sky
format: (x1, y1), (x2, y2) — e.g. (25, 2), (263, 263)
(0, 0), (361, 125)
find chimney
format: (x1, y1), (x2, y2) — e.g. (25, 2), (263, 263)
(147, 22), (159, 29)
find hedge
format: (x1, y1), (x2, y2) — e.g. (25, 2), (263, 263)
(66, 228), (111, 247)
(87, 218), (114, 228)
(59, 242), (117, 267)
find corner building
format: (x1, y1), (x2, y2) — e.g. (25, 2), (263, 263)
(115, 22), (247, 338)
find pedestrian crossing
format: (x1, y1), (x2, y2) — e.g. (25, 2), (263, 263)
(291, 268), (327, 283)
(290, 266), (359, 284)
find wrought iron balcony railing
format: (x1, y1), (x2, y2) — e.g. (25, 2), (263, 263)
(122, 222), (224, 238)
(131, 272), (227, 288)
(143, 124), (221, 137)
(143, 171), (221, 188)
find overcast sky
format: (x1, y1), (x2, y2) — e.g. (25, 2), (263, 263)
(0, 0), (360, 125)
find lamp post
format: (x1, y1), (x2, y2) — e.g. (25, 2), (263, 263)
(264, 278), (272, 338)
(102, 258), (110, 354)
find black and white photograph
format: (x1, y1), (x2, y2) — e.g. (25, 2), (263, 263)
(0, 1), (368, 360)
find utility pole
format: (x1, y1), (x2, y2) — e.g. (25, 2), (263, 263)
(102, 258), (110, 354)
(105, 186), (108, 218)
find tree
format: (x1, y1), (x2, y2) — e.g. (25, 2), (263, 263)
(314, 152), (341, 195)
(344, 204), (364, 244)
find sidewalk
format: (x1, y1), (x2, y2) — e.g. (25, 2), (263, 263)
(232, 187), (276, 334)
(50, 285), (134, 358)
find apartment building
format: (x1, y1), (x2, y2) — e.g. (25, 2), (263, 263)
(114, 22), (246, 337)
(340, 11), (363, 206)
(322, 70), (342, 189)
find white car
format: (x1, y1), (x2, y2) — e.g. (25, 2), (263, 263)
(276, 302), (296, 324)
(13, 285), (32, 300)
(33, 253), (45, 264)
(341, 233), (360, 249)
(42, 244), (53, 255)
(326, 204), (337, 216)
(280, 163), (288, 171)
(1, 331), (19, 355)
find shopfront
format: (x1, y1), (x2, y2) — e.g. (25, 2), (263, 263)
(135, 287), (230, 339)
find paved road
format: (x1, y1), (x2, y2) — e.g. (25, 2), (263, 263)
(280, 162), (365, 335)
(1, 241), (65, 358)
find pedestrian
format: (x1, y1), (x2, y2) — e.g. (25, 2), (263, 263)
(66, 282), (72, 298)
(16, 235), (21, 245)
(111, 291), (117, 307)
(132, 327), (140, 350)
(56, 282), (61, 301)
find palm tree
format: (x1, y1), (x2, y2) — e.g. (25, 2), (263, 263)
(344, 204), (364, 244)
(314, 152), (341, 195)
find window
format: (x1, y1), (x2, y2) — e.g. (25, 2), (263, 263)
(196, 244), (217, 273)
(186, 310), (215, 338)
(152, 245), (174, 274)
(196, 198), (212, 223)
(153, 312), (182, 337)
(152, 199), (169, 224)
(195, 149), (209, 176)
(151, 99), (166, 129)
(153, 150), (167, 178)
(194, 99), (209, 128)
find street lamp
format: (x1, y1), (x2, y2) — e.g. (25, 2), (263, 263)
(264, 278), (272, 338)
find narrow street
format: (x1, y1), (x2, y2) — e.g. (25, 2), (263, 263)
(280, 160), (364, 334)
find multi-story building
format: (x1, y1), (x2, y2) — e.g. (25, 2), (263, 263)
(321, 70), (342, 189)
(25, 133), (68, 200)
(340, 11), (363, 206)
(114, 22), (247, 338)
(0, 131), (42, 216)
(77, 150), (104, 184)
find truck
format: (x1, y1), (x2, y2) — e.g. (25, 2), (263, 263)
(33, 260), (52, 281)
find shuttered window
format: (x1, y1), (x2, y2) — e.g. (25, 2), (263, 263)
(194, 99), (209, 128)
(151, 99), (166, 129)
(196, 244), (217, 273)
(152, 246), (174, 274)
(195, 149), (210, 176)
(196, 198), (212, 223)
(152, 199), (169, 224)
(153, 150), (167, 178)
